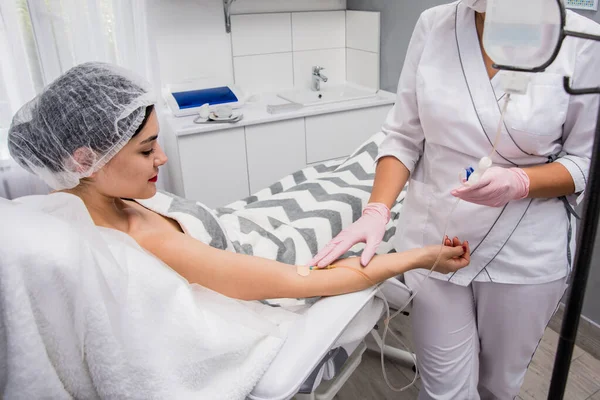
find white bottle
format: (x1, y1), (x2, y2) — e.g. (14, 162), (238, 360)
(467, 156), (492, 185)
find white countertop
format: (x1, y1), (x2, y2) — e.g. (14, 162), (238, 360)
(166, 89), (396, 137)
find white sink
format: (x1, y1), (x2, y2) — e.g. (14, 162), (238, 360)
(277, 84), (377, 106)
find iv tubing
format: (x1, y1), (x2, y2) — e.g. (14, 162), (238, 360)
(491, 93), (511, 157)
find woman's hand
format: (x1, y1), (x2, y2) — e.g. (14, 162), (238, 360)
(308, 203), (391, 268)
(451, 167), (530, 207)
(421, 236), (470, 274)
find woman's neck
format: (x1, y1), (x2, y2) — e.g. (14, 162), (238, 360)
(475, 12), (486, 39)
(475, 11), (499, 80)
(62, 186), (130, 231)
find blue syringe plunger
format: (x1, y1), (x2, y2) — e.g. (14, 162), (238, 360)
(465, 167), (475, 180)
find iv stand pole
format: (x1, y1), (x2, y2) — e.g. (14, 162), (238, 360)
(548, 78), (600, 399)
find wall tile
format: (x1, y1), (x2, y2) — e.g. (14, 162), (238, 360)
(346, 10), (380, 53)
(231, 13), (292, 56)
(234, 52), (294, 94)
(347, 48), (379, 90)
(292, 11), (346, 51)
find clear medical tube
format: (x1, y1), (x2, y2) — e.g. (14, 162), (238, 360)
(491, 93), (511, 157)
(377, 197), (462, 392)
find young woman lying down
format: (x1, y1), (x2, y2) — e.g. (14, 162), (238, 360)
(8, 62), (470, 302)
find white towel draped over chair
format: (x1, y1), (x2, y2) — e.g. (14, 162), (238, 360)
(0, 132), (414, 400)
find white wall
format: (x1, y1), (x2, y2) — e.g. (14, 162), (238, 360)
(148, 0), (235, 87)
(148, 0), (347, 89)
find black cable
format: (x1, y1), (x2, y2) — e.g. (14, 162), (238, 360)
(548, 81), (600, 399)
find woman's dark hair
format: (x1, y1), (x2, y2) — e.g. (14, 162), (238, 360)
(133, 105), (155, 138)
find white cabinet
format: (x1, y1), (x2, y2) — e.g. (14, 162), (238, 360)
(177, 127), (249, 208)
(305, 105), (390, 163)
(169, 102), (394, 208)
(245, 119), (306, 193)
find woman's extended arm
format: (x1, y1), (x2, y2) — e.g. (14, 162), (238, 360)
(137, 230), (469, 301)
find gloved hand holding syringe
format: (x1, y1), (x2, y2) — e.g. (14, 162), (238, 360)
(452, 89), (531, 207)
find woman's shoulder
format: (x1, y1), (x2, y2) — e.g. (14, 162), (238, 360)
(562, 11), (600, 69)
(565, 9), (600, 37)
(416, 1), (460, 33)
(420, 1), (459, 17)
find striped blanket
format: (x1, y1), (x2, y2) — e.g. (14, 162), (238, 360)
(138, 132), (406, 306)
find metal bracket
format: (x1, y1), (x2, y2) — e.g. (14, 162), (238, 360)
(223, 0), (236, 33)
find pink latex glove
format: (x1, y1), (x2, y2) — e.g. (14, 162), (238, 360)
(308, 203), (391, 268)
(451, 166), (530, 207)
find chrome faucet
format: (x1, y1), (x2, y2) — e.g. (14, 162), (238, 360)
(311, 66), (328, 91)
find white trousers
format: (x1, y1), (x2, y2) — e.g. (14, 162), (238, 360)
(404, 272), (567, 400)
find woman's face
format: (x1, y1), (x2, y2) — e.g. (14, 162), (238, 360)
(91, 109), (168, 199)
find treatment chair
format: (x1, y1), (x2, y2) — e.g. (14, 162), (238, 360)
(0, 132), (417, 399)
(199, 131), (418, 399)
(252, 279), (415, 400)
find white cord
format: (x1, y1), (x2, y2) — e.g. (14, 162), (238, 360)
(491, 93), (511, 157)
(377, 196), (461, 392)
(378, 292), (420, 390)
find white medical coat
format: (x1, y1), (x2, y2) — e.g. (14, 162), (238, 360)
(378, 2), (600, 286)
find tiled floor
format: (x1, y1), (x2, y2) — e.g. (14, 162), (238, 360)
(335, 315), (600, 400)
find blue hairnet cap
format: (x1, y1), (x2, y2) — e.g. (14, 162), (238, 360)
(8, 62), (156, 190)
